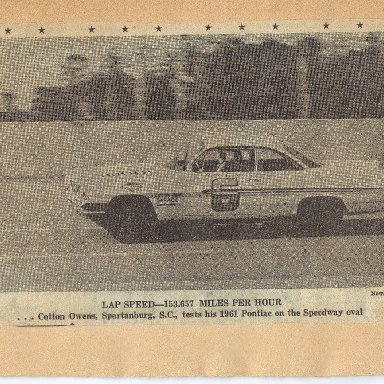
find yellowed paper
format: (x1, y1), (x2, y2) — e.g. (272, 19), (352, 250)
(2, 0), (384, 377)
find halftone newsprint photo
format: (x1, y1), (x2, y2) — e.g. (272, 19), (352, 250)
(2, 12), (384, 376)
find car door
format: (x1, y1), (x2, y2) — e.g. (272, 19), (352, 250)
(253, 146), (305, 218)
(180, 146), (258, 220)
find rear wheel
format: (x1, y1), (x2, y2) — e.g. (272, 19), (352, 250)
(297, 198), (344, 234)
(106, 196), (159, 243)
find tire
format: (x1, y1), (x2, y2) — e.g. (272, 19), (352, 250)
(297, 198), (344, 234)
(106, 196), (159, 243)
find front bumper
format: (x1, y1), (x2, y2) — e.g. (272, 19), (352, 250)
(77, 202), (109, 216)
(65, 179), (108, 216)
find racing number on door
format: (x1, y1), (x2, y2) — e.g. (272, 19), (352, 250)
(211, 178), (240, 212)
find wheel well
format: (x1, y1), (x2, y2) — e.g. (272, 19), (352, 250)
(297, 196), (346, 214)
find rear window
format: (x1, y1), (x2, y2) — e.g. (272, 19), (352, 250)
(283, 145), (320, 168)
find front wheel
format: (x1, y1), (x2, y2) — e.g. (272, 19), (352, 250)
(106, 196), (159, 243)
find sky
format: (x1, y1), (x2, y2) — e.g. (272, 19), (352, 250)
(0, 32), (380, 110)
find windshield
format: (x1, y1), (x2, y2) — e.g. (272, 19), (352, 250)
(283, 145), (320, 168)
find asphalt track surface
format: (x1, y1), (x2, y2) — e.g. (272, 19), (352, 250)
(2, 179), (384, 292)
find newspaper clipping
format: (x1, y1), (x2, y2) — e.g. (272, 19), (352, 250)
(1, 19), (384, 373)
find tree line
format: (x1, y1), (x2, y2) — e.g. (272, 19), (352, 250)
(1, 34), (383, 121)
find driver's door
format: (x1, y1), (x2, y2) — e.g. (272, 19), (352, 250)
(179, 146), (258, 220)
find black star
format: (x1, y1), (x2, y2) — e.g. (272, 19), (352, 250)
(273, 23), (279, 30)
(239, 24), (246, 30)
(357, 22), (363, 28)
(122, 26), (128, 32)
(5, 28), (11, 34)
(156, 25), (162, 32)
(89, 26), (95, 33)
(323, 22), (330, 29)
(205, 24), (212, 31)
(38, 26), (45, 34)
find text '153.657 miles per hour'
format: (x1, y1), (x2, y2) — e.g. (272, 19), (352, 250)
(102, 298), (283, 309)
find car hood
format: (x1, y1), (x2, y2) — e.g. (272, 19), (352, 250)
(65, 161), (178, 199)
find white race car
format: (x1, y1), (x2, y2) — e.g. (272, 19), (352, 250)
(65, 135), (384, 242)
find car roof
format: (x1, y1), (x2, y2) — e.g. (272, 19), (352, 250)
(200, 134), (285, 150)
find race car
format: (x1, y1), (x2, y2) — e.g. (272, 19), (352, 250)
(65, 135), (384, 242)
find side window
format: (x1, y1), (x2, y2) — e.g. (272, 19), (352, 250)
(192, 148), (221, 172)
(237, 148), (256, 172)
(192, 147), (255, 173)
(256, 147), (303, 172)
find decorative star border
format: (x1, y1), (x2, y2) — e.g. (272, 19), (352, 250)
(0, 21), (372, 35)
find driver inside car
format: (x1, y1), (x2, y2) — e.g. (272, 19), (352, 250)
(217, 150), (241, 172)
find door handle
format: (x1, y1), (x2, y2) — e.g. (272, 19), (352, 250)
(211, 178), (238, 190)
